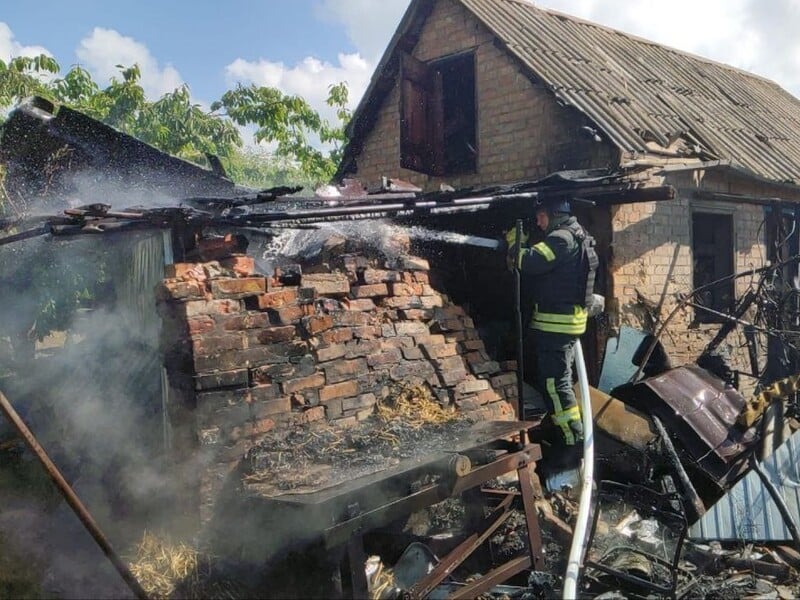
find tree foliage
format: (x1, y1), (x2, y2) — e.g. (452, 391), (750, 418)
(0, 54), (353, 342)
(0, 54), (351, 187)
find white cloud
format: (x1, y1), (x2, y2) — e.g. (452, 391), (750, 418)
(314, 0), (411, 61)
(314, 0), (800, 98)
(538, 0), (800, 95)
(0, 22), (51, 63)
(225, 52), (372, 118)
(76, 27), (183, 99)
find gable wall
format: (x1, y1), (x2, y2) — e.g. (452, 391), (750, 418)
(350, 0), (618, 190)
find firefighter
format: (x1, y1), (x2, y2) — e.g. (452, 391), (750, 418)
(505, 198), (598, 468)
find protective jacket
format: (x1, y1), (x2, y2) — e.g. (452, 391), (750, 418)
(515, 216), (596, 336)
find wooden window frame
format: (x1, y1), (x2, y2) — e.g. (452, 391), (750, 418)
(399, 51), (476, 176)
(691, 211), (735, 324)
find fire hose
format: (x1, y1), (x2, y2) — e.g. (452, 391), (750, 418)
(563, 340), (595, 600)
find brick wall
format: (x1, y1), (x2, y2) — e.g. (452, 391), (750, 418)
(349, 0), (618, 190)
(608, 168), (800, 387)
(156, 243), (517, 522)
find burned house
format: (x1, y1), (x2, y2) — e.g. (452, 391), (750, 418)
(4, 4), (800, 594)
(337, 0), (800, 383)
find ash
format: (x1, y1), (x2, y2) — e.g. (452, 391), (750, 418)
(242, 398), (474, 496)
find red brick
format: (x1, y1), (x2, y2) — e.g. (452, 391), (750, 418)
(157, 279), (206, 301)
(192, 334), (246, 356)
(319, 328), (354, 344)
(331, 416), (359, 429)
(367, 348), (402, 367)
(413, 272), (430, 284)
(319, 380), (359, 402)
(210, 277), (266, 299)
(333, 312), (370, 327)
(182, 299), (241, 317)
(250, 418), (276, 437)
(187, 315), (215, 335)
(344, 340), (381, 358)
(342, 393), (377, 412)
(435, 306), (468, 319)
(420, 295), (444, 309)
(351, 283), (389, 298)
(220, 255), (256, 277)
(353, 326), (381, 339)
(465, 350), (490, 365)
(315, 344), (347, 362)
(252, 288), (298, 310)
(220, 312), (270, 331)
(396, 255), (429, 271)
(362, 269), (401, 284)
(461, 339), (486, 352)
(302, 315), (334, 335)
(477, 389), (503, 404)
(166, 263), (208, 280)
(255, 325), (297, 343)
(293, 406), (326, 425)
(391, 282), (424, 296)
(399, 309), (434, 320)
(383, 296), (422, 310)
(195, 369), (250, 391)
(196, 233), (247, 261)
(401, 347), (424, 360)
(251, 397), (292, 419)
(455, 378), (490, 396)
(491, 373), (518, 388)
(281, 372), (325, 394)
(343, 298), (376, 311)
(324, 358), (368, 384)
(302, 273), (350, 296)
(270, 305), (305, 325)
(395, 321), (429, 336)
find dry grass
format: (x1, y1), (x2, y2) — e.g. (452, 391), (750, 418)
(376, 383), (459, 428)
(126, 531), (240, 599)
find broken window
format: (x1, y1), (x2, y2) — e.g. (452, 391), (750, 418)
(692, 212), (734, 323)
(400, 51), (477, 176)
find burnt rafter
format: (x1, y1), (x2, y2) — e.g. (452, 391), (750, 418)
(0, 171), (675, 247)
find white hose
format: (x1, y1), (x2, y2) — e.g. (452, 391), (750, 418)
(563, 340), (595, 600)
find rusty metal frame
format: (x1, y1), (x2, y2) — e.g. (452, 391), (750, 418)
(323, 442), (545, 598)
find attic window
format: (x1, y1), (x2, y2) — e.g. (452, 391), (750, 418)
(400, 51), (477, 176)
(692, 212), (734, 323)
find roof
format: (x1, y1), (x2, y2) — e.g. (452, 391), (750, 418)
(340, 0), (800, 186)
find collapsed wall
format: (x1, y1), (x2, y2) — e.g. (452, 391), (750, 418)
(156, 235), (517, 523)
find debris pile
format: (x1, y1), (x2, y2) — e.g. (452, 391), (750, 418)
(243, 384), (473, 495)
(156, 234), (517, 519)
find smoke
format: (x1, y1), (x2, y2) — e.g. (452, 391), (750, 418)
(0, 229), (173, 598)
(257, 219), (412, 273)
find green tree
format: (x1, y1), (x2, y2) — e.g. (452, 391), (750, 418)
(0, 54), (351, 187)
(0, 55), (60, 113)
(212, 81), (351, 183)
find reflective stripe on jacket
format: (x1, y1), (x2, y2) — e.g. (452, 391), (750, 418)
(516, 216), (588, 336)
(531, 304), (587, 335)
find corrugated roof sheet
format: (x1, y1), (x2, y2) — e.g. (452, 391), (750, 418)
(691, 428), (800, 542)
(459, 0), (800, 184)
(341, 0), (800, 185)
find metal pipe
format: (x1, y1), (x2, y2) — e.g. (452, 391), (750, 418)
(513, 219), (527, 444)
(0, 390), (150, 600)
(563, 341), (595, 600)
(652, 415), (705, 523)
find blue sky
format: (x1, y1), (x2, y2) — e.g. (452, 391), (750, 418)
(2, 0), (799, 132)
(2, 1), (368, 103)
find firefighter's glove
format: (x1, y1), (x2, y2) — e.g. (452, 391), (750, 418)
(504, 228), (528, 271)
